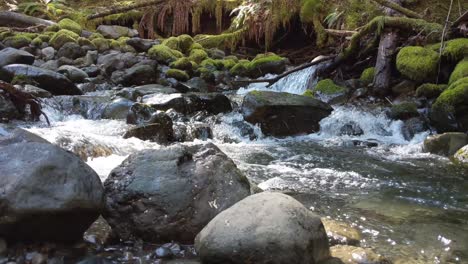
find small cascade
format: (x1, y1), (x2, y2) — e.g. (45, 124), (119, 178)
(237, 64), (318, 95)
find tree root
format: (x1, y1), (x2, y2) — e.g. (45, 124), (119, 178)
(0, 81), (50, 126)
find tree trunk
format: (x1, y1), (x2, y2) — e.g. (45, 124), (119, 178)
(372, 0), (402, 96)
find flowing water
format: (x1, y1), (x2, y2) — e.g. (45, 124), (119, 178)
(21, 65), (468, 263)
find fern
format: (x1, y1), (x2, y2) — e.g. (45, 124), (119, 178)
(324, 10), (344, 29)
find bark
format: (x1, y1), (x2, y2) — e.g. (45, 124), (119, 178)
(325, 29), (357, 37)
(0, 11), (56, 28)
(87, 0), (165, 20)
(373, 0), (402, 96)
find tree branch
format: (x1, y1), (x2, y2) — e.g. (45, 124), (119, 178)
(0, 11), (56, 28)
(371, 0), (423, 19)
(87, 0), (165, 20)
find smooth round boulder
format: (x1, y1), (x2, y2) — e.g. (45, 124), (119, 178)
(0, 140), (104, 242)
(103, 143), (251, 243)
(57, 42), (85, 60)
(57, 65), (89, 83)
(0, 47), (35, 68)
(241, 91), (333, 137)
(423, 132), (468, 156)
(195, 192), (330, 264)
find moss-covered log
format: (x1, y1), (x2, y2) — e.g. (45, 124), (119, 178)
(87, 0), (164, 20)
(371, 0), (422, 19)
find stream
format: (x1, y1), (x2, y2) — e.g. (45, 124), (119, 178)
(21, 65), (468, 263)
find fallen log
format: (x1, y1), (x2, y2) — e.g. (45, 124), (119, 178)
(231, 55), (335, 87)
(0, 11), (56, 28)
(371, 0), (423, 19)
(324, 29), (357, 37)
(87, 0), (165, 20)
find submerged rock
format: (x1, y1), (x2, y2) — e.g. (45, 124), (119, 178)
(195, 192), (330, 264)
(325, 245), (389, 264)
(322, 218), (362, 246)
(423, 132), (468, 156)
(0, 47), (34, 67)
(453, 145), (468, 166)
(0, 64), (82, 95)
(241, 91), (332, 137)
(0, 137), (104, 242)
(104, 143), (251, 243)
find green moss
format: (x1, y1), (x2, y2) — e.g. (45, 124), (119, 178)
(249, 53), (285, 71)
(170, 57), (192, 71)
(390, 102), (419, 119)
(396, 46), (439, 82)
(0, 31), (13, 41)
(224, 55), (239, 62)
(223, 59), (236, 69)
(429, 38), (468, 62)
(31, 37), (43, 47)
(45, 24), (61, 32)
(449, 58), (468, 85)
(58, 18), (82, 35)
(189, 42), (204, 51)
(166, 69), (190, 82)
(314, 79), (346, 95)
(178, 34), (194, 53)
(300, 0), (322, 23)
(4, 35), (32, 48)
(49, 29), (79, 49)
(433, 77), (468, 113)
(198, 67), (215, 82)
(360, 67), (375, 85)
(416, 83), (448, 98)
(91, 38), (110, 52)
(162, 37), (180, 51)
(230, 59), (250, 76)
(43, 31), (56, 38)
(302, 89), (315, 98)
(11, 74), (35, 85)
(37, 34), (51, 42)
(200, 58), (224, 71)
(77, 37), (93, 47)
(110, 37), (129, 50)
(193, 30), (244, 50)
(148, 44), (183, 64)
(188, 49), (208, 64)
(89, 33), (104, 40)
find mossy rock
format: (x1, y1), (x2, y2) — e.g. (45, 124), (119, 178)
(247, 53), (287, 78)
(45, 24), (61, 32)
(0, 31), (13, 41)
(189, 49), (208, 64)
(178, 34), (194, 53)
(49, 29), (79, 49)
(302, 90), (315, 98)
(58, 18), (82, 35)
(37, 34), (51, 42)
(449, 58), (468, 85)
(148, 44), (183, 64)
(222, 59), (236, 70)
(360, 67), (375, 86)
(200, 58), (223, 71)
(170, 57), (192, 71)
(189, 43), (204, 51)
(162, 37), (180, 51)
(198, 67), (215, 83)
(429, 38), (468, 62)
(91, 38), (110, 52)
(31, 37), (43, 47)
(4, 35), (32, 48)
(230, 59), (250, 76)
(415, 83), (448, 98)
(314, 79), (346, 95)
(77, 37), (93, 47)
(389, 102), (419, 120)
(396, 46), (439, 82)
(89, 33), (104, 40)
(224, 55), (239, 63)
(166, 69), (190, 82)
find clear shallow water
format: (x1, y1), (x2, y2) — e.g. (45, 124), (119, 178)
(21, 67), (468, 263)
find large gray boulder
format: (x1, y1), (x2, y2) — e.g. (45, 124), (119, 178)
(116, 84), (177, 101)
(143, 93), (232, 115)
(423, 132), (468, 156)
(113, 64), (158, 86)
(57, 42), (84, 60)
(0, 47), (34, 68)
(97, 25), (138, 39)
(97, 52), (139, 76)
(0, 133), (104, 242)
(241, 91), (332, 137)
(195, 192), (330, 264)
(0, 64), (82, 95)
(57, 65), (89, 83)
(103, 143), (251, 243)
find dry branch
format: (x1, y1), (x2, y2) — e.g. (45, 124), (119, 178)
(87, 0), (165, 20)
(0, 11), (56, 28)
(325, 29), (357, 37)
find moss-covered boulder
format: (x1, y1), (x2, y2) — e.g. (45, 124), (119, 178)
(58, 18), (82, 35)
(449, 58), (468, 85)
(45, 24), (61, 32)
(415, 83), (447, 98)
(3, 35), (32, 48)
(49, 29), (79, 49)
(246, 53), (287, 78)
(430, 77), (468, 132)
(166, 69), (190, 82)
(77, 37), (93, 47)
(241, 91), (333, 137)
(170, 57), (192, 71)
(360, 67), (375, 86)
(388, 102), (419, 120)
(188, 49), (208, 64)
(148, 44), (183, 64)
(91, 38), (110, 52)
(177, 34), (194, 54)
(429, 38), (468, 62)
(230, 59), (250, 76)
(396, 46), (439, 82)
(313, 79), (348, 104)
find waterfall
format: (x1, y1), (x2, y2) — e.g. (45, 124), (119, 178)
(237, 65), (318, 95)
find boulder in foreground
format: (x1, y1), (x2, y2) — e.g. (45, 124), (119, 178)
(195, 192), (330, 264)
